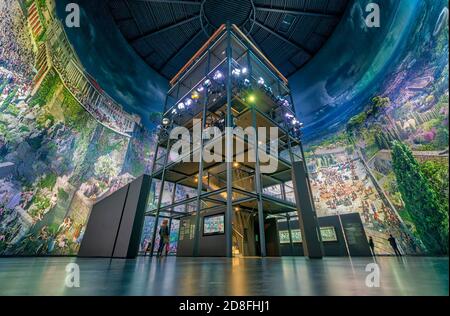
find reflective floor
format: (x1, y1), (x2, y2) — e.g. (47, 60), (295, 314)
(0, 256), (447, 296)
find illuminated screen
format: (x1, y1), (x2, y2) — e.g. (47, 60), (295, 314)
(203, 214), (225, 235)
(320, 227), (338, 242)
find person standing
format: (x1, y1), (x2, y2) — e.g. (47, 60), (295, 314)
(388, 234), (402, 256)
(368, 236), (375, 256)
(157, 220), (170, 257)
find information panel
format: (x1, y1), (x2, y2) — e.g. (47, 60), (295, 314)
(203, 214), (225, 236)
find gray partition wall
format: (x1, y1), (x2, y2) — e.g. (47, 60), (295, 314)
(78, 175), (151, 258)
(291, 160), (324, 258)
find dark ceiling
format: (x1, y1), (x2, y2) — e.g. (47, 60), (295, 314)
(108, 0), (350, 80)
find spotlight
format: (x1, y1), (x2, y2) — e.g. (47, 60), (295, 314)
(248, 95), (256, 103)
(285, 113), (294, 119)
(213, 71), (223, 80)
(232, 68), (241, 77)
(243, 79), (250, 86)
(292, 118), (299, 125)
(203, 79), (211, 87)
(197, 86), (204, 92)
(162, 117), (170, 126)
(177, 102), (185, 110)
(191, 91), (199, 100)
(185, 99), (193, 106)
(257, 77), (265, 85)
(171, 108), (178, 115)
(242, 67), (248, 74)
(233, 162), (239, 168)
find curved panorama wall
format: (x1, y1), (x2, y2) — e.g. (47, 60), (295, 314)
(0, 0), (164, 256)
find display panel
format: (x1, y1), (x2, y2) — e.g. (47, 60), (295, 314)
(291, 229), (302, 243)
(279, 230), (290, 244)
(320, 227), (338, 242)
(279, 229), (302, 243)
(203, 214), (225, 236)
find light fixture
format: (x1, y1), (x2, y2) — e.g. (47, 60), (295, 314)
(185, 99), (193, 106)
(213, 71), (223, 80)
(248, 94), (256, 103)
(257, 77), (265, 85)
(197, 86), (204, 92)
(191, 91), (200, 100)
(233, 162), (239, 168)
(162, 117), (170, 126)
(285, 113), (294, 119)
(242, 67), (248, 74)
(177, 102), (185, 110)
(243, 78), (250, 86)
(171, 108), (178, 115)
(203, 79), (211, 87)
(232, 68), (241, 77)
(292, 118), (299, 125)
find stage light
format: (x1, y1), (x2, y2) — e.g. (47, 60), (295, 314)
(213, 71), (223, 80)
(232, 68), (241, 76)
(191, 91), (200, 100)
(242, 67), (248, 74)
(285, 113), (294, 119)
(171, 108), (178, 115)
(197, 86), (204, 92)
(248, 94), (256, 103)
(162, 118), (170, 126)
(243, 79), (250, 86)
(185, 98), (193, 106)
(257, 77), (265, 85)
(177, 102), (185, 110)
(203, 79), (211, 87)
(233, 162), (239, 168)
(292, 118), (299, 125)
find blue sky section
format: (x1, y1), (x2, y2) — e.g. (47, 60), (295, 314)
(290, 0), (422, 141)
(56, 0), (168, 129)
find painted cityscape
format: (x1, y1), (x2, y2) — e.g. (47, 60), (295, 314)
(0, 0), (448, 257)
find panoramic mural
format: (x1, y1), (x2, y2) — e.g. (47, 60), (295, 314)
(297, 0), (449, 255)
(0, 0), (448, 256)
(0, 0), (158, 255)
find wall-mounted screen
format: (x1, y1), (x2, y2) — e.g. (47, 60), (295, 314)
(203, 214), (225, 236)
(320, 226), (338, 242)
(279, 230), (290, 244)
(279, 229), (302, 243)
(291, 229), (302, 243)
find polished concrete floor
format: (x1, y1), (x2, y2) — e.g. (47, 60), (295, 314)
(0, 256), (447, 296)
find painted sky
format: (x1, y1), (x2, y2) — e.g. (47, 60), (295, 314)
(56, 0), (434, 141)
(56, 0), (167, 129)
(290, 0), (424, 141)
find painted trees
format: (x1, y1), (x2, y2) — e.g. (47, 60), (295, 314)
(391, 141), (449, 254)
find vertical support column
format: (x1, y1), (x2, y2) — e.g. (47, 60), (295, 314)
(149, 133), (172, 257)
(225, 23), (233, 258)
(286, 213), (294, 255)
(252, 106), (267, 257)
(193, 49), (211, 257)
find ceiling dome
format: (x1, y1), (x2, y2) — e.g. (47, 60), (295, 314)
(202, 0), (254, 29)
(108, 0), (349, 80)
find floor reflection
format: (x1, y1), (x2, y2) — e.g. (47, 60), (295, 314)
(0, 256), (447, 296)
